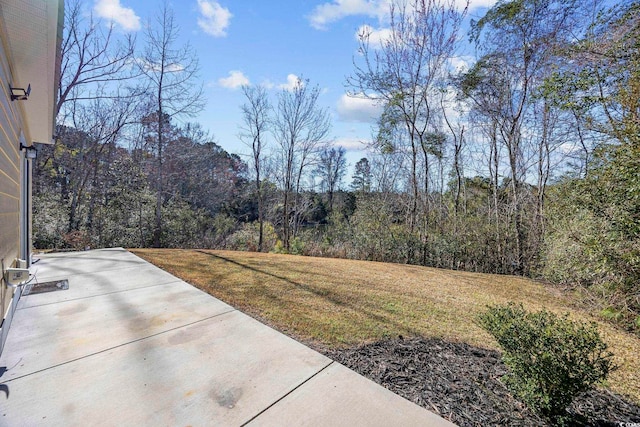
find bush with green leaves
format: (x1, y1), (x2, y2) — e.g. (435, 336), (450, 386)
(229, 221), (278, 252)
(478, 303), (615, 422)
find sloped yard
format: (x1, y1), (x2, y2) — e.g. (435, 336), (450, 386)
(132, 249), (640, 423)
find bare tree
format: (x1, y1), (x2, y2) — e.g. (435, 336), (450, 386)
(239, 85), (271, 251)
(348, 0), (468, 262)
(461, 0), (585, 274)
(138, 2), (206, 247)
(52, 0), (142, 236)
(315, 146), (347, 213)
(273, 77), (331, 250)
(72, 97), (138, 234)
(58, 0), (140, 118)
(441, 92), (466, 216)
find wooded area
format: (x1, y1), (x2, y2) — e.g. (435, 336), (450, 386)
(34, 0), (639, 332)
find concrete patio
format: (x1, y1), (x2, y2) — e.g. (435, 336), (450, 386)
(0, 248), (454, 426)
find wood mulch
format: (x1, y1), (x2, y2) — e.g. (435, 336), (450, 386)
(321, 337), (640, 426)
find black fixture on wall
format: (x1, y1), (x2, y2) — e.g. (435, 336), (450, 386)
(10, 84), (31, 101)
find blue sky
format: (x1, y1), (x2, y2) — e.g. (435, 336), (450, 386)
(90, 0), (497, 172)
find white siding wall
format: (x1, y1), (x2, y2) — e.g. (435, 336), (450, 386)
(0, 27), (25, 354)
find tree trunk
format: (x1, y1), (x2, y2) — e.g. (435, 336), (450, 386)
(154, 106), (164, 248)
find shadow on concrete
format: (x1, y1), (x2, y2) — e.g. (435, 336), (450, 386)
(0, 366), (9, 397)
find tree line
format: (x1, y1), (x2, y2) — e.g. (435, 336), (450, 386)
(34, 0), (639, 332)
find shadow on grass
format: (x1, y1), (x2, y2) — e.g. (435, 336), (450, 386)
(194, 250), (423, 343)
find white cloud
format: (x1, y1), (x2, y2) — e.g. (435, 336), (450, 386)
(278, 74), (303, 91)
(197, 0), (232, 37)
(309, 0), (388, 30)
(333, 137), (368, 151)
(310, 0), (495, 30)
(336, 93), (383, 123)
(356, 24), (391, 48)
(559, 142), (578, 155)
(441, 88), (466, 123)
(261, 79), (275, 90)
(136, 58), (184, 73)
(218, 70), (250, 89)
(166, 63), (185, 73)
(449, 55), (475, 73)
(94, 0), (140, 31)
(467, 0), (498, 10)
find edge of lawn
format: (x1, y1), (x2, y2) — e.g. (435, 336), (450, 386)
(130, 248), (640, 404)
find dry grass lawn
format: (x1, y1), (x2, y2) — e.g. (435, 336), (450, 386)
(131, 248), (640, 403)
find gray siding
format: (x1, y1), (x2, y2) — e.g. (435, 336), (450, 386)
(0, 25), (24, 351)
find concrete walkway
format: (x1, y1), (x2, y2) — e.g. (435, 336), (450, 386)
(0, 248), (454, 426)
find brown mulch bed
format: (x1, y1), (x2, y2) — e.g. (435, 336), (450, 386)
(322, 337), (640, 426)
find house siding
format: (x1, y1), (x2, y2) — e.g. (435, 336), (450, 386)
(0, 23), (25, 355)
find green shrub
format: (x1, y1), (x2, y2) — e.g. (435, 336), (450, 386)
(229, 221), (278, 252)
(271, 237), (305, 255)
(290, 237), (305, 255)
(272, 239), (287, 254)
(478, 303), (615, 423)
(600, 307), (623, 322)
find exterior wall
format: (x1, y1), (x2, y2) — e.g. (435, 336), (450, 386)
(0, 0), (62, 357)
(0, 24), (25, 355)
